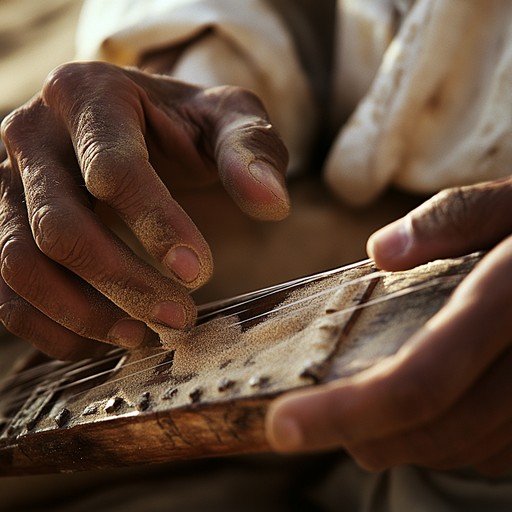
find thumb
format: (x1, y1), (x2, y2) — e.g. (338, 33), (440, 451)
(367, 178), (512, 271)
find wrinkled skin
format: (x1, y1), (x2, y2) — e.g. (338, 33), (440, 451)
(0, 61), (289, 360)
(267, 177), (512, 476)
(2, 60), (512, 477)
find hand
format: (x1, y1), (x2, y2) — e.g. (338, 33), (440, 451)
(0, 61), (289, 359)
(267, 177), (512, 476)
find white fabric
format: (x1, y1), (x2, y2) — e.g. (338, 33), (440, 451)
(76, 0), (512, 204)
(75, 0), (317, 173)
(326, 0), (512, 205)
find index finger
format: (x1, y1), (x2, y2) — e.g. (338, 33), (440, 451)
(42, 61), (213, 289)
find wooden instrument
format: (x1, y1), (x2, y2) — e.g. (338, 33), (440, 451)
(0, 253), (482, 476)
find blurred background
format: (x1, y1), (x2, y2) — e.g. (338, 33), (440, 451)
(0, 0), (83, 120)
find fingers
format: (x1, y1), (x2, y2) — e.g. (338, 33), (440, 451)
(0, 155), (157, 355)
(348, 346), (512, 472)
(1, 61), (292, 357)
(208, 86), (290, 221)
(267, 236), (512, 465)
(42, 62), (213, 289)
(367, 177), (512, 271)
(0, 278), (106, 361)
(1, 98), (195, 353)
(126, 70), (290, 222)
(42, 64), (290, 291)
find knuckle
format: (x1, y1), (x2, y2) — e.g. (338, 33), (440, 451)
(0, 294), (32, 340)
(42, 62), (99, 106)
(42, 62), (79, 97)
(1, 108), (26, 149)
(1, 98), (47, 156)
(215, 89), (288, 166)
(205, 85), (268, 126)
(436, 187), (474, 233)
(0, 159), (17, 199)
(30, 204), (61, 253)
(411, 186), (475, 240)
(30, 205), (89, 269)
(1, 109), (18, 142)
(0, 237), (33, 286)
(210, 84), (267, 111)
(42, 61), (123, 111)
(82, 144), (143, 204)
(1, 237), (53, 310)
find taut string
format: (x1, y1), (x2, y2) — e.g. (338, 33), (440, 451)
(0, 262), (464, 418)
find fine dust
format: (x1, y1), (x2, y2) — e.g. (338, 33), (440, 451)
(142, 265), (373, 405)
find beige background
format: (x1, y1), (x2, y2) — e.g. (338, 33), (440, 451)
(0, 0), (83, 117)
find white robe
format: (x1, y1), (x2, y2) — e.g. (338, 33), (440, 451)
(76, 0), (512, 205)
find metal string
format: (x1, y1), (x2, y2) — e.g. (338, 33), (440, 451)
(0, 263), (464, 418)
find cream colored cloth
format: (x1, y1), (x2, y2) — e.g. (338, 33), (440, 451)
(77, 0), (512, 205)
(76, 0), (317, 173)
(326, 0), (512, 204)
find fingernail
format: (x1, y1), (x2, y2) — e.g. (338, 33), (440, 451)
(367, 218), (412, 261)
(248, 161), (289, 204)
(151, 301), (187, 329)
(270, 415), (303, 452)
(164, 246), (201, 283)
(108, 318), (148, 348)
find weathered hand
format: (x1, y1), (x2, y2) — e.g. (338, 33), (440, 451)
(267, 177), (512, 476)
(0, 61), (289, 359)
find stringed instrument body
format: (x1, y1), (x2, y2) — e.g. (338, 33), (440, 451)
(0, 253), (481, 476)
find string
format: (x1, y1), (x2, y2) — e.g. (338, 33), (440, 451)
(0, 349), (124, 390)
(236, 272), (464, 328)
(0, 259), (374, 401)
(231, 270), (391, 327)
(196, 259), (374, 323)
(62, 274), (462, 404)
(0, 349), (161, 413)
(322, 274), (461, 325)
(0, 269), (463, 415)
(0, 270), (464, 418)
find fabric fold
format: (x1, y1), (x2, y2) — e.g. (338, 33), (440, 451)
(75, 0), (317, 173)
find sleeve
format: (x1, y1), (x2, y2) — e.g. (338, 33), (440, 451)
(326, 0), (512, 206)
(75, 0), (317, 173)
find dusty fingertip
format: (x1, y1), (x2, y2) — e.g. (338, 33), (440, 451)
(151, 301), (189, 329)
(164, 245), (202, 284)
(163, 244), (213, 289)
(266, 406), (304, 453)
(367, 217), (412, 265)
(248, 160), (290, 206)
(108, 318), (149, 348)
